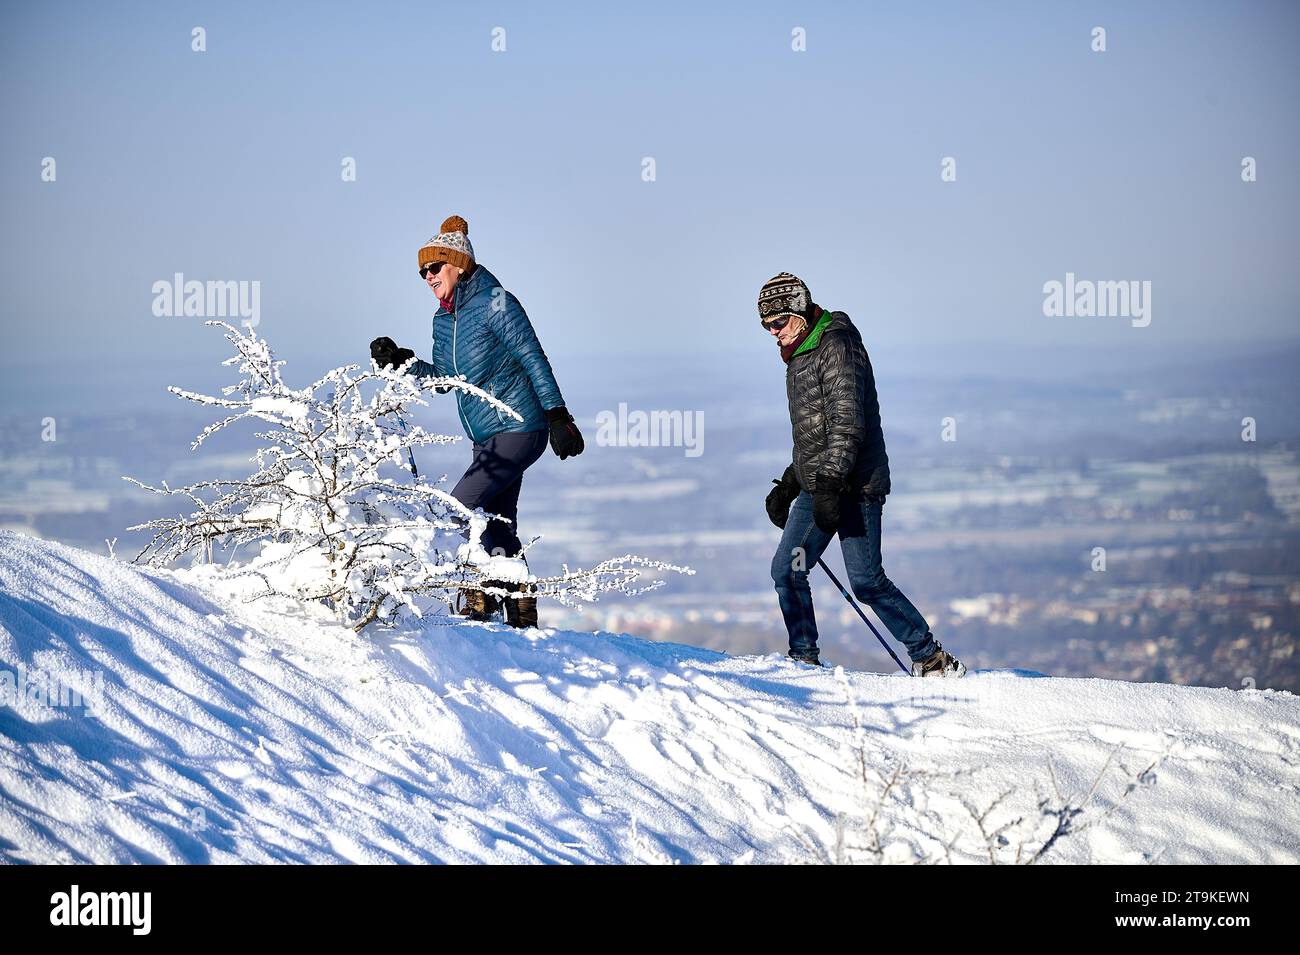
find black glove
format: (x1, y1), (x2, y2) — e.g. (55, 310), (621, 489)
(812, 473), (845, 533)
(545, 406), (584, 460)
(370, 336), (416, 370)
(765, 465), (800, 529)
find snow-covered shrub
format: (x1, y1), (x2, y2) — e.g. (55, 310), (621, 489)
(125, 321), (691, 631)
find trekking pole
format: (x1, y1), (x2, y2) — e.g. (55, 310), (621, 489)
(817, 559), (911, 675)
(394, 411), (458, 616)
(394, 412), (439, 518)
(394, 413), (421, 481)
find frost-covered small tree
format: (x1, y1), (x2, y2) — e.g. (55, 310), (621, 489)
(126, 321), (691, 631)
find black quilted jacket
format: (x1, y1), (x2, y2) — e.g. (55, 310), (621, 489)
(784, 310), (890, 496)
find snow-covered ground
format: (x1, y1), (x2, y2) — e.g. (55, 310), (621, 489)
(1, 530), (1297, 864)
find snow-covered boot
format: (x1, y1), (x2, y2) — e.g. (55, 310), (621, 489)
(457, 587), (499, 622)
(504, 595), (538, 629)
(788, 648), (822, 667)
(911, 644), (967, 678)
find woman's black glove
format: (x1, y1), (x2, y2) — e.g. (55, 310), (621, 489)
(765, 465), (800, 529)
(813, 474), (845, 533)
(370, 336), (416, 370)
(545, 406), (585, 460)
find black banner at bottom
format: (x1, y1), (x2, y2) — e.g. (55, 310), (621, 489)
(0, 863), (1273, 942)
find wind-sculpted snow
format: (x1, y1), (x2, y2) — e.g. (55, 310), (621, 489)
(1, 531), (1298, 864)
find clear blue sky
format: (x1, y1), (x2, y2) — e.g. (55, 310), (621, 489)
(2, 0), (1297, 412)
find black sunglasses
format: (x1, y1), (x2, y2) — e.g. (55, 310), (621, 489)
(761, 315), (793, 332)
(420, 261), (446, 279)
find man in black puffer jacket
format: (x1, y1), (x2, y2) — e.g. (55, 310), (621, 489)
(759, 272), (965, 677)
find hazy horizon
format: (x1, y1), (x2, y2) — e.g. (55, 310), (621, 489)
(3, 0), (1299, 421)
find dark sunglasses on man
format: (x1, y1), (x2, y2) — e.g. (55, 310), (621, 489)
(761, 314), (793, 332)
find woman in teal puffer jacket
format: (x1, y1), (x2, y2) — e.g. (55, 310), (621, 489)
(370, 215), (584, 627)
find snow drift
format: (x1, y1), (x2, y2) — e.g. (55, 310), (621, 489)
(1, 530), (1298, 864)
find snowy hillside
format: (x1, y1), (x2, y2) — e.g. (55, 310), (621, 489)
(1, 530), (1298, 865)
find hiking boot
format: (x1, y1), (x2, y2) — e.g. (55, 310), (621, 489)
(457, 587), (499, 622)
(504, 595), (538, 629)
(788, 648), (822, 667)
(911, 643), (967, 678)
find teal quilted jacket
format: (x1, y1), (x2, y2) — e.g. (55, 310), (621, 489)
(409, 265), (564, 443)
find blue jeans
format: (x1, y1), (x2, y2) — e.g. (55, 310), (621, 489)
(771, 491), (938, 662)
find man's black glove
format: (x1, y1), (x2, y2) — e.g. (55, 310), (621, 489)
(545, 406), (584, 460)
(813, 473), (845, 534)
(765, 465), (800, 529)
(370, 336), (416, 370)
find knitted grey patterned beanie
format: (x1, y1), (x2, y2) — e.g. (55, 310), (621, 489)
(758, 272), (812, 322)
